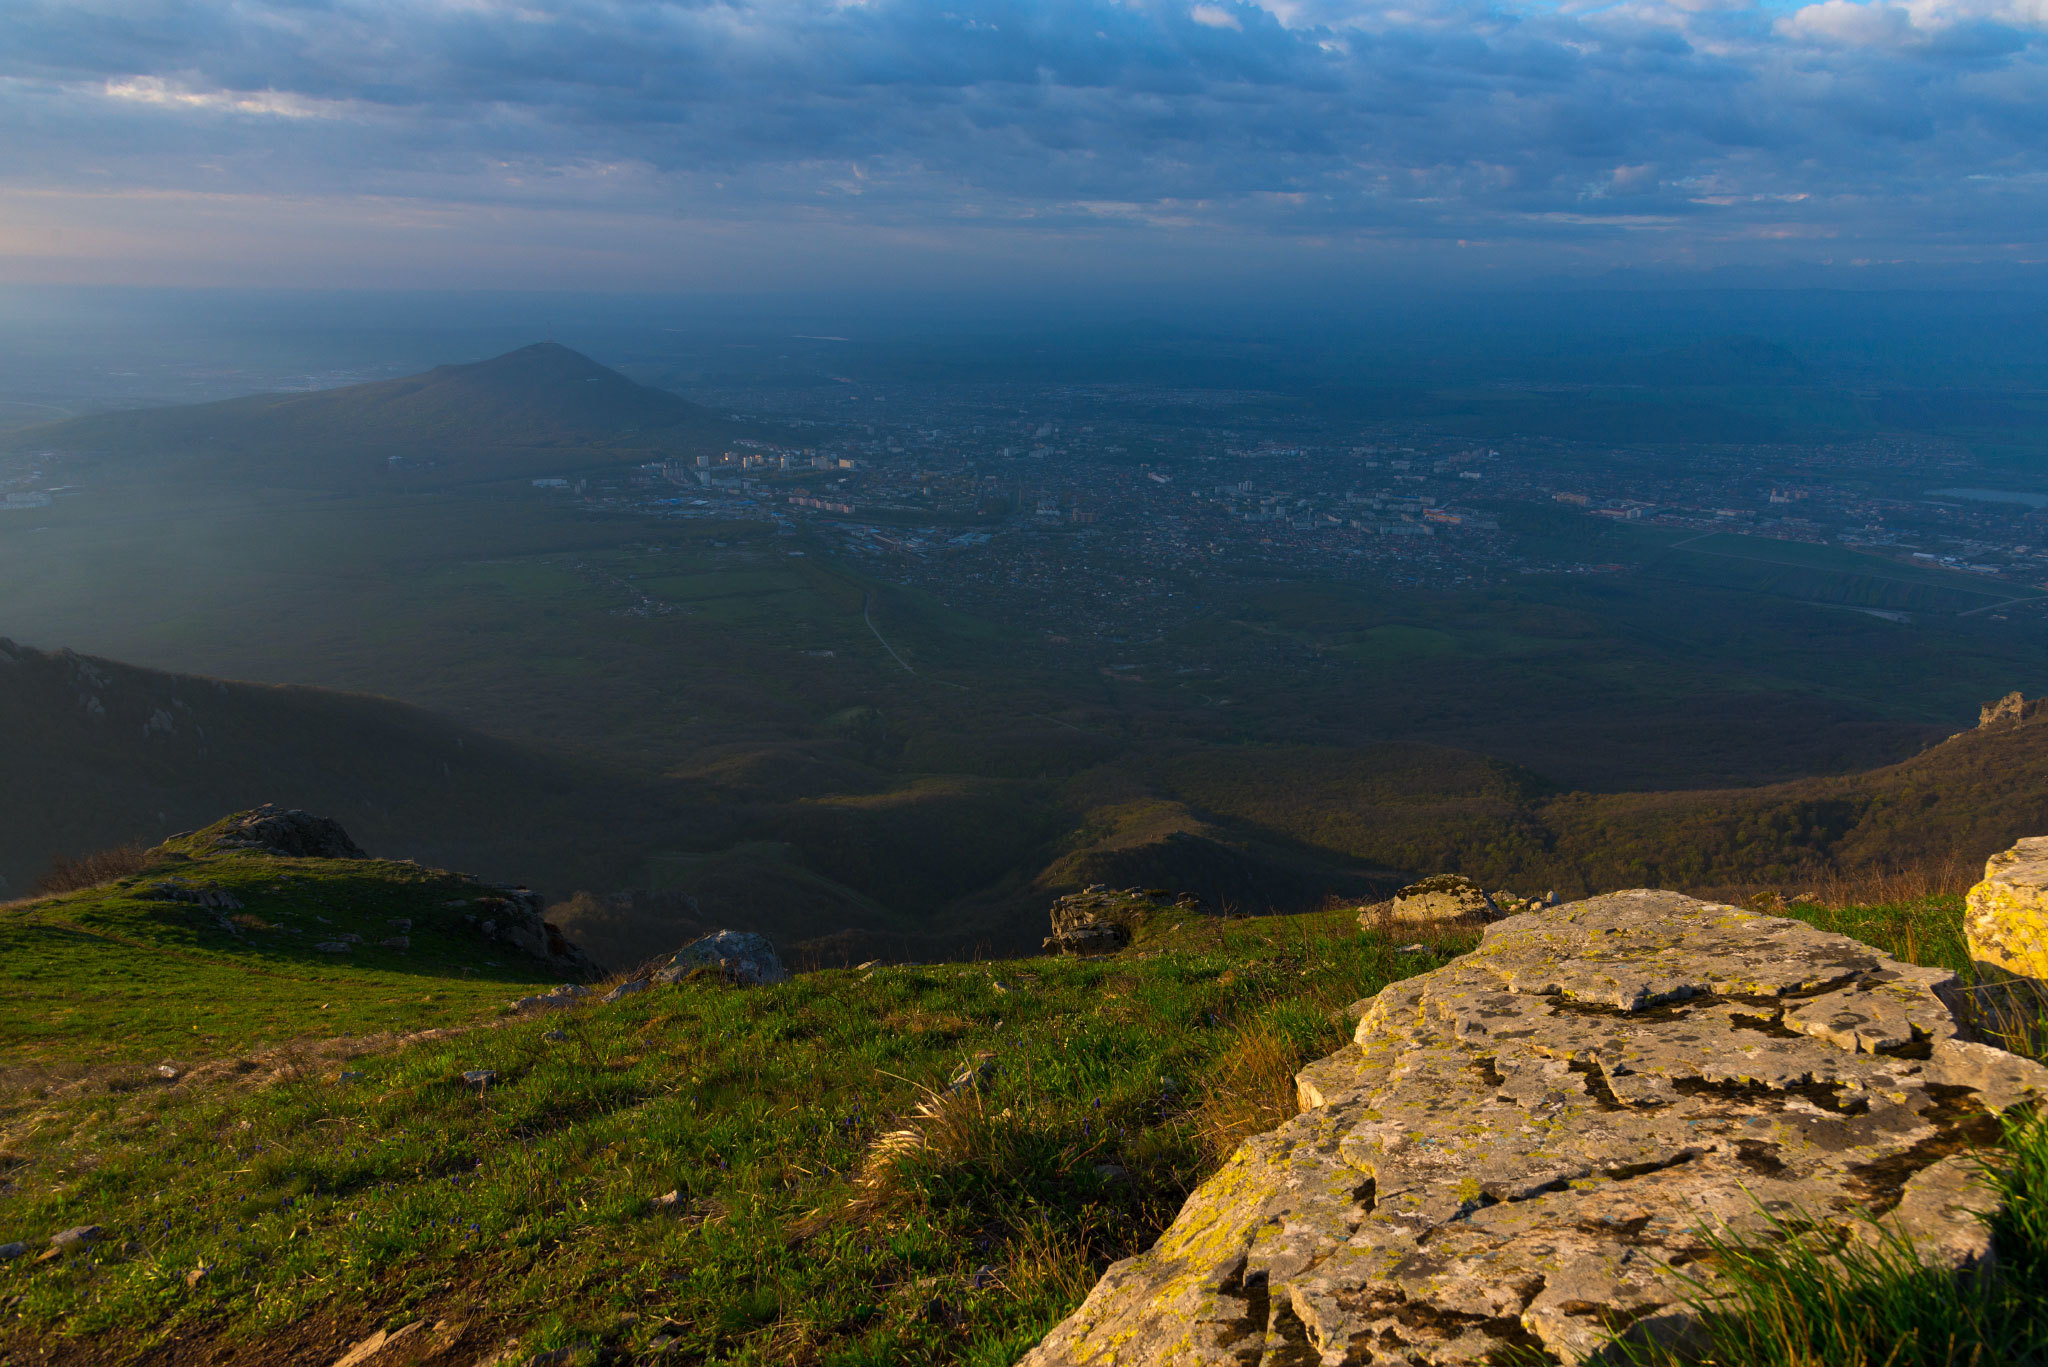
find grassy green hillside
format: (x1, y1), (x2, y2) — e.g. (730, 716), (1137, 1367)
(1, 828), (567, 1073)
(3, 828), (2033, 1367)
(0, 843), (1459, 1367)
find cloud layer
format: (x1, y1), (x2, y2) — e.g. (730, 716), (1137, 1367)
(2, 0), (2043, 286)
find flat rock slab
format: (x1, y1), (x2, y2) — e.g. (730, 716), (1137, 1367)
(1022, 890), (2048, 1367)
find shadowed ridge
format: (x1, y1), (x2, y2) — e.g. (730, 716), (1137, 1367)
(0, 636), (677, 898)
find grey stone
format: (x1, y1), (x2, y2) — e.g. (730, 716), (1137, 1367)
(601, 979), (649, 1003)
(1384, 872), (1497, 924)
(139, 880), (244, 911)
(654, 930), (788, 987)
(49, 1225), (102, 1251)
(202, 805), (368, 859)
(947, 1053), (997, 1095)
(1042, 886), (1183, 956)
(314, 941), (352, 954)
(461, 1070), (497, 1089)
(1021, 890), (2048, 1367)
(380, 936), (410, 951)
(508, 985), (585, 1011)
(469, 888), (601, 979)
(0, 1242), (25, 1260)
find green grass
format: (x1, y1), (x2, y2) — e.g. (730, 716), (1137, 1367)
(0, 847), (558, 1069)
(0, 856), (1466, 1364)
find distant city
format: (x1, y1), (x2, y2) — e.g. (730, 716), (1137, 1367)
(481, 381), (2048, 642)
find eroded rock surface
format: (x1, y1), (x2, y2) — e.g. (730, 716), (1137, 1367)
(1023, 890), (2048, 1367)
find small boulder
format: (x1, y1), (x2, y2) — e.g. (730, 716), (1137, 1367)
(654, 931), (788, 987)
(49, 1225), (101, 1252)
(461, 1070), (497, 1089)
(315, 940), (353, 954)
(1966, 836), (2048, 998)
(0, 1242), (26, 1260)
(1380, 872), (1497, 925)
(601, 979), (649, 1004)
(379, 936), (410, 951)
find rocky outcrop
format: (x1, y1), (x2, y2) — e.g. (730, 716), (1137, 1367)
(463, 888), (600, 980)
(654, 929), (788, 986)
(201, 805), (368, 860)
(1043, 886), (1187, 955)
(1979, 690), (2047, 729)
(1023, 890), (2048, 1367)
(1966, 836), (2048, 995)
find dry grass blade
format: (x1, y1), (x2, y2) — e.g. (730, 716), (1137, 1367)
(1193, 1024), (1309, 1163)
(797, 1062), (1002, 1236)
(33, 844), (155, 895)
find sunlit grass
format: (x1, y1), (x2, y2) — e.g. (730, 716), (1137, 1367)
(0, 897), (1458, 1363)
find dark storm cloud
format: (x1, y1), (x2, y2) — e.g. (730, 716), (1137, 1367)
(1, 0), (2043, 278)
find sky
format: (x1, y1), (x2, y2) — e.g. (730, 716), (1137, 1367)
(1, 0), (2045, 294)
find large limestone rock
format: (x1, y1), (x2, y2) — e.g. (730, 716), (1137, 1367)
(1023, 890), (2048, 1367)
(1966, 836), (2048, 990)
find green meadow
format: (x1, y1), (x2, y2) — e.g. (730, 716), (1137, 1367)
(4, 839), (2046, 1366)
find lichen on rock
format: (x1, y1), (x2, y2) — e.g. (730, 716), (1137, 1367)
(1044, 886), (1192, 956)
(1966, 836), (2048, 993)
(1021, 889), (2048, 1367)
